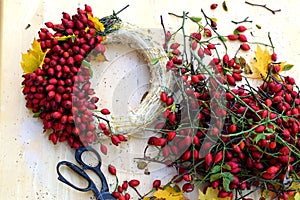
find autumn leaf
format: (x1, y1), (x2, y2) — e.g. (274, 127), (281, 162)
(21, 38), (48, 74)
(286, 181), (300, 200)
(55, 34), (76, 42)
(198, 187), (231, 200)
(143, 185), (187, 200)
(248, 45), (292, 80)
(87, 14), (105, 32)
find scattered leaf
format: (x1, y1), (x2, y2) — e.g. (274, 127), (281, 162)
(143, 185), (187, 200)
(190, 16), (202, 23)
(256, 24), (262, 29)
(284, 64), (294, 71)
(21, 38), (48, 74)
(222, 1), (228, 11)
(87, 14), (105, 32)
(211, 17), (218, 22)
(198, 187), (231, 200)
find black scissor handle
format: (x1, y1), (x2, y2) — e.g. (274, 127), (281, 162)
(75, 146), (102, 170)
(74, 146), (110, 192)
(56, 160), (99, 193)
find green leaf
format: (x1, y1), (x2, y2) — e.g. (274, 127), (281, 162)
(82, 59), (91, 67)
(255, 133), (266, 143)
(151, 57), (160, 65)
(222, 172), (235, 181)
(33, 107), (44, 118)
(222, 164), (231, 171)
(211, 165), (221, 174)
(190, 16), (202, 23)
(218, 36), (227, 42)
(283, 64), (294, 71)
(222, 1), (228, 11)
(223, 177), (232, 192)
(210, 173), (223, 182)
(233, 29), (239, 35)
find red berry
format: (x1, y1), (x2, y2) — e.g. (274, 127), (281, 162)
(167, 131), (176, 141)
(240, 43), (250, 51)
(111, 135), (121, 146)
(237, 25), (247, 32)
(214, 151), (223, 163)
(152, 180), (161, 189)
(255, 125), (265, 133)
(238, 34), (247, 42)
(205, 152), (213, 166)
(108, 164), (117, 175)
(227, 34), (238, 41)
(271, 53), (277, 61)
(226, 74), (236, 86)
(100, 143), (107, 155)
(100, 108), (110, 115)
(129, 179), (140, 187)
(122, 181), (128, 190)
(160, 92), (167, 103)
(210, 3), (218, 9)
(266, 166), (279, 174)
(207, 43), (216, 49)
(182, 183), (194, 193)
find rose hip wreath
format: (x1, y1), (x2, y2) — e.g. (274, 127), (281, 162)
(21, 5), (131, 148)
(21, 4), (300, 200)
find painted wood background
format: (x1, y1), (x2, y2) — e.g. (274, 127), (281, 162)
(1, 0), (300, 199)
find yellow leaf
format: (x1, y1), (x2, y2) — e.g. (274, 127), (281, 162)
(249, 45), (272, 79)
(294, 193), (300, 200)
(21, 39), (48, 74)
(198, 187), (231, 200)
(87, 14), (105, 32)
(143, 186), (187, 200)
(55, 34), (76, 41)
(248, 45), (287, 80)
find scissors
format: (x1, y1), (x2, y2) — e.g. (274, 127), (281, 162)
(56, 146), (116, 200)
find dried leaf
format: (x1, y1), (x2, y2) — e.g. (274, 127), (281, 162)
(87, 14), (105, 32)
(143, 185), (187, 200)
(222, 1), (228, 11)
(198, 187), (231, 200)
(21, 39), (48, 74)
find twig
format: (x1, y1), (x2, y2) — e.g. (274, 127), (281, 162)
(245, 1), (281, 14)
(168, 12), (189, 18)
(231, 16), (252, 24)
(201, 9), (227, 51)
(113, 4), (130, 16)
(160, 15), (168, 52)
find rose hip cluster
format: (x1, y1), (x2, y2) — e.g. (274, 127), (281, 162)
(146, 17), (300, 199)
(22, 5), (124, 148)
